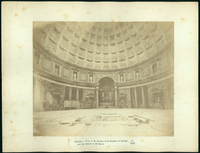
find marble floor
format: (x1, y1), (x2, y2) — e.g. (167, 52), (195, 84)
(33, 108), (174, 137)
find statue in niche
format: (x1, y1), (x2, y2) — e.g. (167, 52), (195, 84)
(120, 75), (124, 82)
(153, 63), (157, 73)
(73, 72), (77, 80)
(89, 75), (93, 82)
(136, 71), (140, 78)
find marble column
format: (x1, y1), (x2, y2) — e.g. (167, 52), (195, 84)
(114, 84), (118, 107)
(76, 88), (79, 100)
(134, 88), (138, 108)
(96, 87), (99, 107)
(83, 90), (85, 101)
(141, 86), (145, 108)
(61, 86), (65, 101)
(69, 87), (72, 101)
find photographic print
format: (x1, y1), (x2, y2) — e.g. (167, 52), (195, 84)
(2, 2), (197, 152)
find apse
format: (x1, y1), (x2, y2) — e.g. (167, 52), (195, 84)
(99, 77), (114, 88)
(99, 77), (115, 107)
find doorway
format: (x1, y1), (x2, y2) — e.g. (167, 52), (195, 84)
(99, 77), (115, 107)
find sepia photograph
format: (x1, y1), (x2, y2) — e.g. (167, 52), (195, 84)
(33, 21), (174, 137)
(2, 2), (197, 152)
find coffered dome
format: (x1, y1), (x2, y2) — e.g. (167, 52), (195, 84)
(33, 22), (173, 70)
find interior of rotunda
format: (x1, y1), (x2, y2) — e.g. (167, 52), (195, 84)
(33, 22), (174, 136)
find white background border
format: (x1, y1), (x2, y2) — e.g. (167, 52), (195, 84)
(2, 2), (198, 152)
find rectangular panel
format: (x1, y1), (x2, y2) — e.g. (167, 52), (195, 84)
(43, 58), (51, 70)
(143, 66), (151, 77)
(80, 73), (87, 81)
(160, 56), (169, 69)
(63, 68), (70, 77)
(126, 72), (132, 80)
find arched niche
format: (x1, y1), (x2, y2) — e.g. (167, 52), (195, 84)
(97, 74), (117, 83)
(98, 77), (115, 107)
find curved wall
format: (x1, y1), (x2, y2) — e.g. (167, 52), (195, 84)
(33, 22), (174, 112)
(33, 22), (174, 70)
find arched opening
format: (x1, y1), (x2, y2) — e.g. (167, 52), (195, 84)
(98, 77), (115, 107)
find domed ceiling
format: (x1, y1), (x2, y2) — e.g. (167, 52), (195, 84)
(33, 22), (173, 70)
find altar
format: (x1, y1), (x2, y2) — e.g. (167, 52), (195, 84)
(97, 77), (118, 108)
(99, 89), (115, 106)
